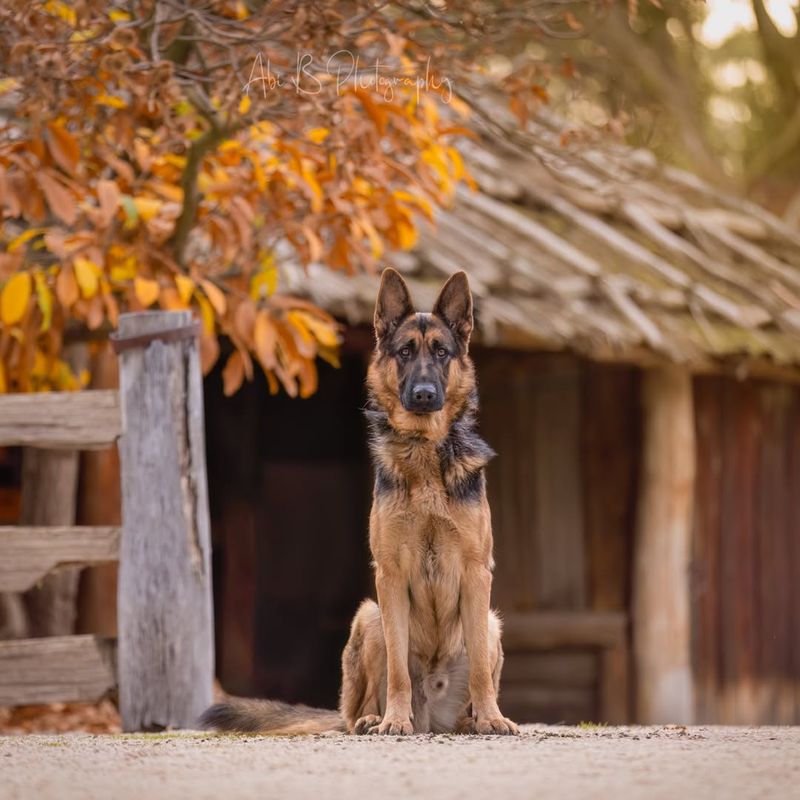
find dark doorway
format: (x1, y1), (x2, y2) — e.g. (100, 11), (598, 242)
(205, 347), (372, 707)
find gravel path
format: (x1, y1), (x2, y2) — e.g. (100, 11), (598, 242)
(2, 726), (798, 800)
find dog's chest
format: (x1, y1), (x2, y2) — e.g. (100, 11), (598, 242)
(405, 520), (463, 661)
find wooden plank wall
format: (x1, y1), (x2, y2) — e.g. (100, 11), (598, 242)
(693, 375), (800, 723)
(475, 351), (640, 723)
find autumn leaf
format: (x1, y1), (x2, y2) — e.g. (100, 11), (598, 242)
(74, 256), (101, 298)
(234, 299), (256, 341)
(199, 333), (220, 375)
(196, 294), (215, 335)
(133, 197), (162, 222)
(7, 228), (44, 253)
(175, 274), (195, 305)
(222, 349), (245, 396)
(200, 279), (227, 316)
(95, 93), (128, 109)
(134, 276), (160, 307)
(290, 310), (339, 348)
(1, 273), (32, 325)
(253, 310), (277, 369)
(45, 121), (80, 176)
(96, 180), (120, 227)
(34, 272), (53, 331)
(55, 265), (79, 307)
(250, 257), (278, 300)
(38, 171), (78, 225)
(307, 127), (330, 144)
(298, 358), (318, 398)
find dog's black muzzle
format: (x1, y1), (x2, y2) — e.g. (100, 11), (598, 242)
(403, 382), (444, 413)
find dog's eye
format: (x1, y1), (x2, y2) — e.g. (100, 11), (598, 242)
(399, 346), (411, 358)
(436, 347), (448, 359)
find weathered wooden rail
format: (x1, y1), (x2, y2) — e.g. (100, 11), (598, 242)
(501, 610), (630, 725)
(0, 311), (214, 731)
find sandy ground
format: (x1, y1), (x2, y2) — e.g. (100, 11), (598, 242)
(1, 725), (798, 800)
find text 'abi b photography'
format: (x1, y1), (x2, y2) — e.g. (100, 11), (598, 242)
(242, 50), (454, 103)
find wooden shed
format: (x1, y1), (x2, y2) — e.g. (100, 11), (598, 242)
(206, 114), (800, 726)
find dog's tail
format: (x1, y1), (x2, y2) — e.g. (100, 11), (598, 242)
(199, 698), (346, 735)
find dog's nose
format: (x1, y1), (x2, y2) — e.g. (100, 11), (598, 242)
(412, 383), (438, 405)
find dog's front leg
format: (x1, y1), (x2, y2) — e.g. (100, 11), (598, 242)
(461, 563), (519, 735)
(374, 568), (414, 735)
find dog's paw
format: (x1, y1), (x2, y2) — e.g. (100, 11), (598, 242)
(473, 714), (519, 736)
(353, 714), (382, 735)
(369, 716), (414, 736)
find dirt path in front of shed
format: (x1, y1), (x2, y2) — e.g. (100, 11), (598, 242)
(1, 725), (798, 800)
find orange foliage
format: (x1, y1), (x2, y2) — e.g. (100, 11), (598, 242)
(0, 1), (572, 395)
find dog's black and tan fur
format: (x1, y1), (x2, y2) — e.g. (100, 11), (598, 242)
(201, 268), (518, 736)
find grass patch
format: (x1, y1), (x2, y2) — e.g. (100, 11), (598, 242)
(578, 721), (609, 730)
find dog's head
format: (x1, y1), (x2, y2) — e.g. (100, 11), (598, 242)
(371, 268), (474, 417)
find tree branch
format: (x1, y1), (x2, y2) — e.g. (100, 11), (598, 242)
(170, 120), (228, 266)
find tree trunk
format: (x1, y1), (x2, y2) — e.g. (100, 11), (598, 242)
(633, 366), (696, 724)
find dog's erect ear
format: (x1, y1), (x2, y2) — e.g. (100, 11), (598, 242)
(374, 268), (414, 341)
(433, 271), (473, 348)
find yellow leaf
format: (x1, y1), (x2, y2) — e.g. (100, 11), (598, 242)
(175, 274), (195, 305)
(393, 190), (434, 221)
(110, 255), (137, 282)
(109, 9), (131, 22)
(290, 310), (339, 348)
(196, 294), (215, 334)
(34, 272), (53, 332)
(43, 0), (76, 26)
(134, 276), (159, 307)
(1, 272), (31, 325)
(307, 127), (330, 144)
(70, 27), (101, 42)
(133, 197), (162, 221)
(7, 228), (44, 253)
(0, 78), (20, 95)
(286, 310), (314, 345)
(96, 93), (128, 109)
(73, 256), (100, 298)
(318, 345), (340, 369)
(397, 218), (418, 250)
(249, 255), (278, 300)
(200, 279), (227, 316)
(238, 95), (252, 114)
(447, 146), (465, 182)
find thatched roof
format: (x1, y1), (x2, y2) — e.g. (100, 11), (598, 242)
(283, 112), (800, 375)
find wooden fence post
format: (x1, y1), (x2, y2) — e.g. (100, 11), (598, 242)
(632, 366), (696, 724)
(115, 311), (214, 731)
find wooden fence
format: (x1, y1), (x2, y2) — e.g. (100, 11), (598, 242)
(0, 310), (214, 731)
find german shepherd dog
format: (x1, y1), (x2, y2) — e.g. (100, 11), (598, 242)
(201, 268), (518, 736)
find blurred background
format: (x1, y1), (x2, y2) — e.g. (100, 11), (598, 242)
(0, 0), (798, 732)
